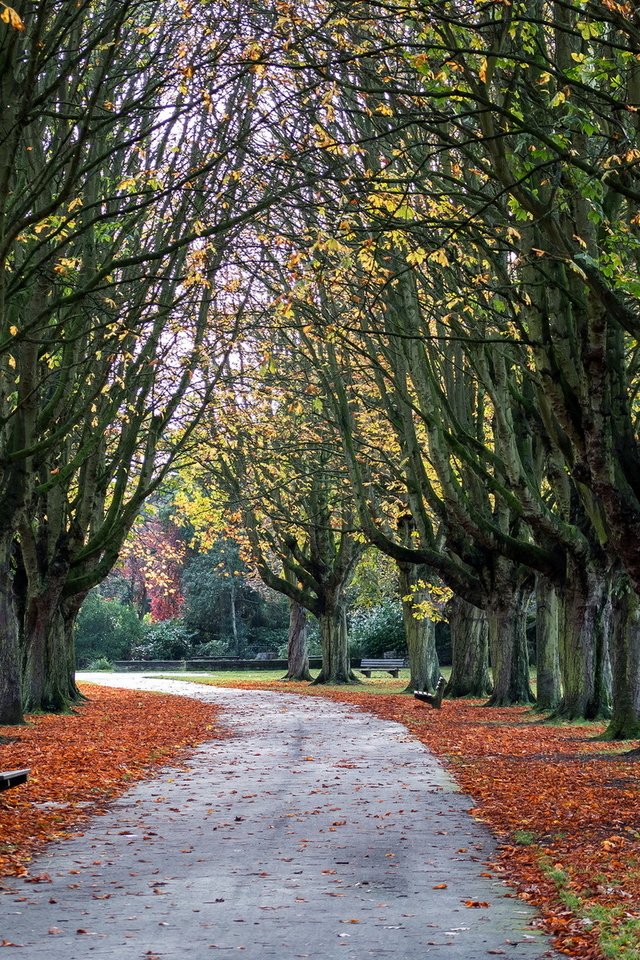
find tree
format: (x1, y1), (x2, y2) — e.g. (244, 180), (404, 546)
(74, 592), (142, 667)
(120, 517), (187, 624)
(0, 0), (305, 720)
(177, 341), (365, 683)
(243, 0), (639, 729)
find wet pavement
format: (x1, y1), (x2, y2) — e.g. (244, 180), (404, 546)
(0, 674), (560, 958)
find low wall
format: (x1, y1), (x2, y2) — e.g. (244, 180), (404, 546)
(112, 657), (359, 672)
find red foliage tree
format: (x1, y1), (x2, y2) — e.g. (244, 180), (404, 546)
(120, 518), (187, 622)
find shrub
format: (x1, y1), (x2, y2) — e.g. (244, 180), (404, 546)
(131, 619), (195, 660)
(349, 600), (406, 657)
(87, 657), (113, 671)
(191, 638), (228, 659)
(249, 628), (288, 657)
(75, 593), (142, 667)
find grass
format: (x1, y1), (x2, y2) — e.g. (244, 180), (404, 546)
(513, 829), (538, 846)
(157, 668), (414, 694)
(156, 666), (453, 694)
(539, 860), (640, 960)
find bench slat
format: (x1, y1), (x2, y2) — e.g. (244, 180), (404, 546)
(360, 659), (405, 678)
(360, 660), (405, 667)
(414, 676), (446, 710)
(0, 769), (30, 792)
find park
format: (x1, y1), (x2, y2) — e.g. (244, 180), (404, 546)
(1, 1), (639, 957)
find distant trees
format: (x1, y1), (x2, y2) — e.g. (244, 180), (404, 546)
(181, 540), (289, 657)
(121, 518), (186, 623)
(191, 352), (366, 683)
(75, 520), (290, 665)
(75, 593), (142, 668)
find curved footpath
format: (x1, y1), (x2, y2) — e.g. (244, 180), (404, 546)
(1, 674), (560, 959)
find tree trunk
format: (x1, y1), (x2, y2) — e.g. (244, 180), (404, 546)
(398, 562), (439, 692)
(446, 596), (492, 698)
(282, 599), (312, 681)
(22, 586), (64, 713)
(535, 575), (562, 711)
(60, 597), (84, 704)
(559, 561), (612, 719)
(22, 590), (55, 713)
(313, 595), (356, 684)
(486, 584), (534, 706)
(22, 591), (82, 713)
(604, 573), (640, 739)
(230, 580), (240, 657)
(0, 534), (22, 723)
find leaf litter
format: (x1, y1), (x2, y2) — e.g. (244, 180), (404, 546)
(0, 683), (222, 878)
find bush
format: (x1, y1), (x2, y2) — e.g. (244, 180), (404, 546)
(191, 638), (228, 659)
(349, 601), (406, 657)
(87, 657), (113, 671)
(131, 620), (195, 660)
(75, 593), (142, 667)
(248, 627), (288, 658)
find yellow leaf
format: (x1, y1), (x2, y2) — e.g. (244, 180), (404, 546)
(429, 248), (450, 267)
(478, 58), (488, 84)
(1, 5), (25, 31)
(406, 247), (427, 266)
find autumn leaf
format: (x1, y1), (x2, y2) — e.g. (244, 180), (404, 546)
(0, 685), (221, 877)
(0, 4), (24, 31)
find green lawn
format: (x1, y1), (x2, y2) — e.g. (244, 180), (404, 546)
(155, 667), (455, 695)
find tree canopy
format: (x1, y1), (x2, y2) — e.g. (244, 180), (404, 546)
(2, 0), (640, 738)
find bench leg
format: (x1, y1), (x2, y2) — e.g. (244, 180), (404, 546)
(361, 670), (371, 677)
(388, 669), (399, 677)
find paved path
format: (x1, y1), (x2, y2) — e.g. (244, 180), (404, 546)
(1, 674), (559, 959)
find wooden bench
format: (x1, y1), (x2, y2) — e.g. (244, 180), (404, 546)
(414, 676), (446, 709)
(360, 658), (406, 678)
(0, 769), (30, 792)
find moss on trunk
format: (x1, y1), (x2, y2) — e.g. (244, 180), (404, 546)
(486, 584), (534, 707)
(447, 596), (492, 698)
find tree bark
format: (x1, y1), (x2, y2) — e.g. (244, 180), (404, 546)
(535, 575), (562, 711)
(22, 590), (83, 713)
(22, 589), (58, 713)
(0, 535), (22, 723)
(313, 594), (356, 684)
(230, 579), (240, 657)
(559, 561), (612, 719)
(282, 599), (312, 681)
(604, 573), (640, 739)
(446, 596), (492, 698)
(44, 606), (79, 711)
(486, 584), (535, 706)
(398, 562), (439, 692)
(60, 597), (84, 704)
(22, 577), (67, 712)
